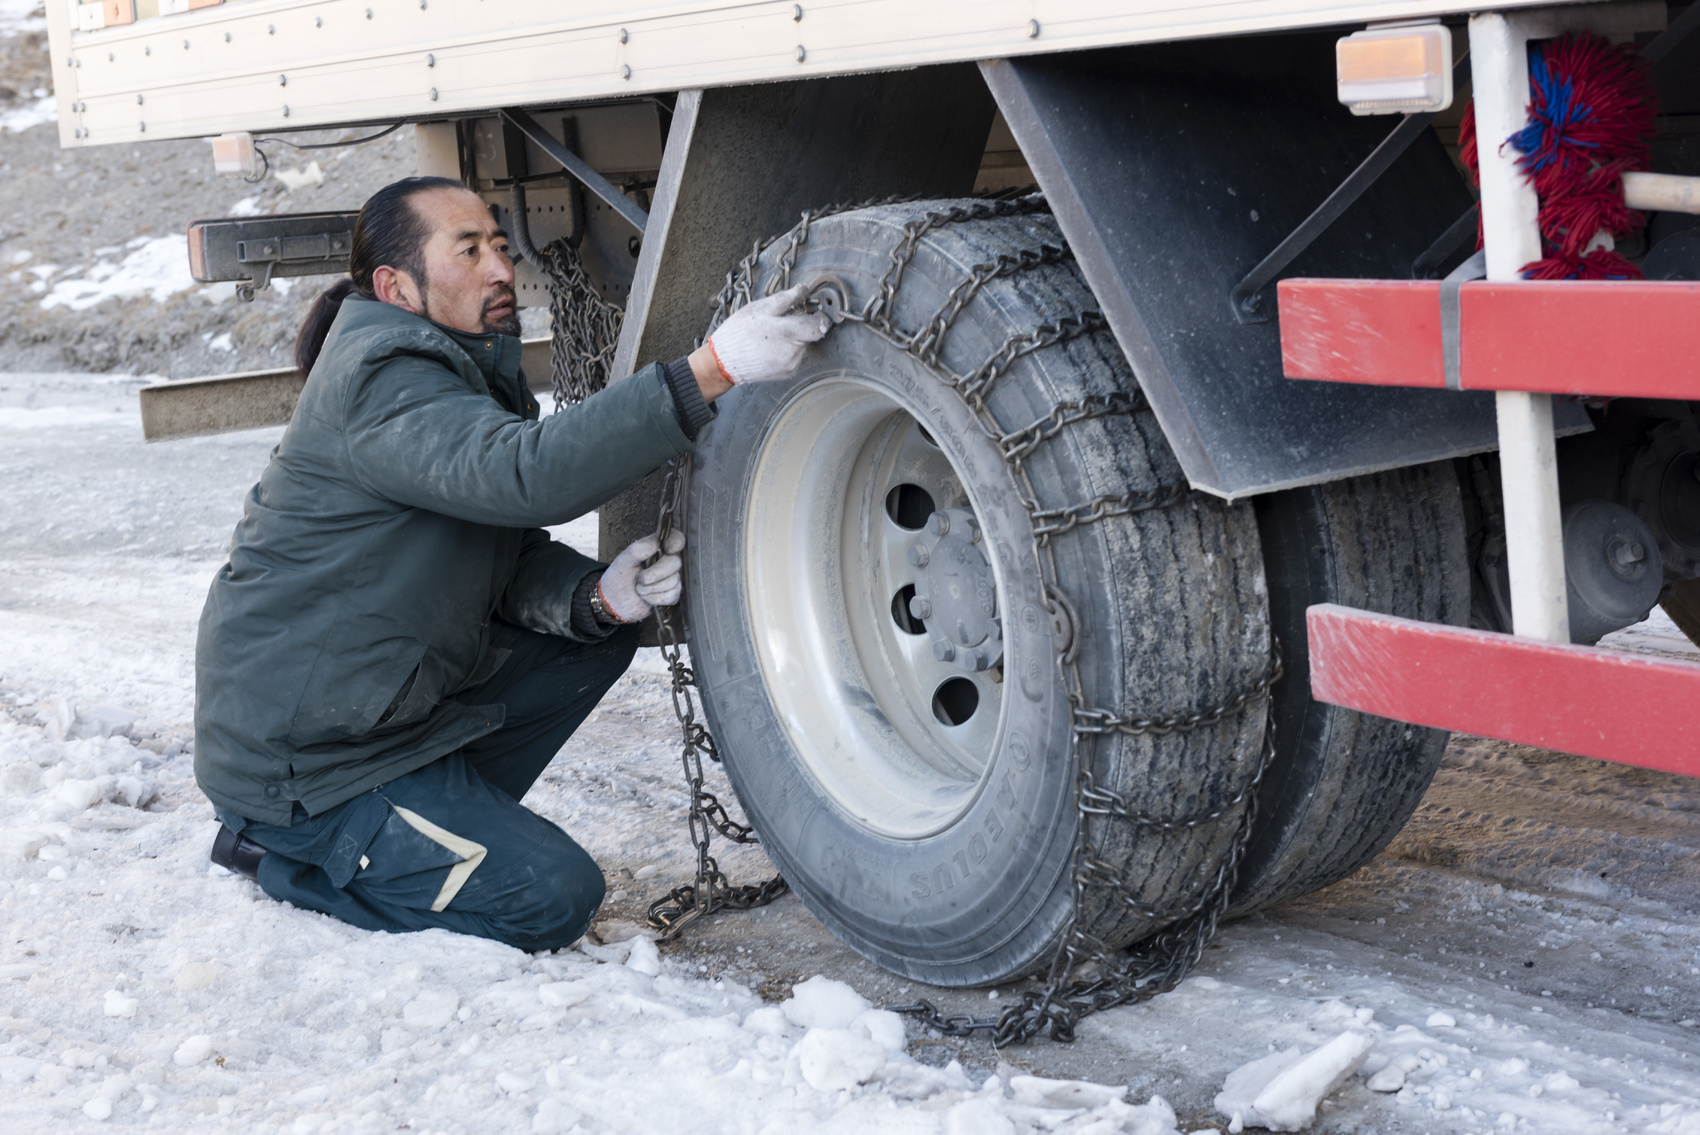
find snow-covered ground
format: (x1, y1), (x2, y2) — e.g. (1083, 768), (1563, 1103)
(3, 369), (1700, 1134)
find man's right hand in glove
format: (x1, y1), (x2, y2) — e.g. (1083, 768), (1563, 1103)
(686, 284), (832, 401)
(594, 531), (686, 625)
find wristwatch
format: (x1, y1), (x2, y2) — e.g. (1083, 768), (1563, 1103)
(588, 581), (624, 626)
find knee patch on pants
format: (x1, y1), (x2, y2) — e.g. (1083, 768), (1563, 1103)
(386, 804), (488, 912)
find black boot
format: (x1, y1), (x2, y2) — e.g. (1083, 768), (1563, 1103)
(211, 824), (267, 882)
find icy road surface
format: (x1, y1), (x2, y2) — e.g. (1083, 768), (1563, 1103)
(2, 369), (1700, 1134)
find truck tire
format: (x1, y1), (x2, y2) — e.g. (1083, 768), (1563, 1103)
(1230, 465), (1470, 914)
(682, 200), (1272, 987)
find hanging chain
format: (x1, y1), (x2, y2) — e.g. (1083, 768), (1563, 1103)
(643, 458), (790, 938)
(523, 214), (784, 936)
(638, 195), (1281, 1040)
(532, 237), (625, 407)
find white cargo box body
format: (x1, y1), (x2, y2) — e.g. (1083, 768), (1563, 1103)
(49, 0), (1562, 147)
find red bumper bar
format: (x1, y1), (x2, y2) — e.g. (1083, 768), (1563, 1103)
(1307, 604), (1700, 777)
(1279, 278), (1700, 398)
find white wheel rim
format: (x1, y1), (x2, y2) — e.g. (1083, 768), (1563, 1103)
(742, 375), (1006, 839)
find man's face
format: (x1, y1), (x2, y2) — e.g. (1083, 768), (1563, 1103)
(403, 187), (521, 337)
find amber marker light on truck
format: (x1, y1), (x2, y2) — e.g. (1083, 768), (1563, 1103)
(1336, 23), (1452, 115)
(210, 133), (258, 179)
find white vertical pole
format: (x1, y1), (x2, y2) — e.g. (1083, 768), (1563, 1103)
(1469, 12), (1571, 643)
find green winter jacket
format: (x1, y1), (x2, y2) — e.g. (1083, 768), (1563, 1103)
(194, 295), (695, 825)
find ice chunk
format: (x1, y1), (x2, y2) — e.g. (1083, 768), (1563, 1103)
(0, 762), (43, 796)
(51, 777), (106, 812)
(115, 776), (157, 809)
(532, 1094), (582, 1134)
(69, 705), (134, 740)
(1010, 1074), (1126, 1109)
(495, 1070), (536, 1094)
(403, 988), (460, 1030)
(851, 1008), (907, 1052)
(945, 1097), (1017, 1135)
(172, 1035), (214, 1067)
(0, 829), (52, 862)
(103, 990), (138, 1019)
(174, 962), (217, 992)
(1426, 1011), (1457, 1028)
(537, 982), (590, 1009)
(82, 1096), (112, 1121)
(0, 1057), (40, 1084)
(782, 975), (872, 1029)
(1215, 1030), (1374, 1132)
(593, 920), (654, 944)
(274, 161), (325, 192)
(625, 936), (662, 976)
(793, 1026), (887, 1091)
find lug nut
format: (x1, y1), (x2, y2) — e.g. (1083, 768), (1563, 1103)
(960, 648), (988, 671)
(907, 545), (928, 568)
(966, 518), (982, 544)
(909, 595), (933, 620)
(933, 641), (956, 662)
(927, 512), (951, 537)
(1613, 540), (1646, 566)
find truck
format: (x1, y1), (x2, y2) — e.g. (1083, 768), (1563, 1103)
(47, 0), (1700, 1037)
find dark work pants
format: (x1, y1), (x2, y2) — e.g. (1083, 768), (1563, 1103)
(225, 623), (640, 952)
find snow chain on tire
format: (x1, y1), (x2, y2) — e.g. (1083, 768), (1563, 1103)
(630, 195), (1281, 1045)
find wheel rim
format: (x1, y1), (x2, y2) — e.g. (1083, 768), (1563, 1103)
(743, 375), (1006, 840)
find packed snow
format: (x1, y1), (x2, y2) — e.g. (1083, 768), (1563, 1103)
(3, 368), (1700, 1133)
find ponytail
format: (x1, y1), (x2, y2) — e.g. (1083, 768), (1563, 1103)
(293, 174), (466, 374)
(294, 277), (359, 374)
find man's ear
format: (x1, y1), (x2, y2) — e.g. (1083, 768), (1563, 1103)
(372, 265), (422, 314)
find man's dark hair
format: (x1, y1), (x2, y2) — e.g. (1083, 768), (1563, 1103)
(294, 175), (466, 374)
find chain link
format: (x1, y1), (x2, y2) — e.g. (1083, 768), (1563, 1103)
(635, 194), (1281, 1041)
(997, 392), (1144, 467)
(532, 236), (625, 407)
(909, 243), (1071, 367)
(642, 458), (789, 939)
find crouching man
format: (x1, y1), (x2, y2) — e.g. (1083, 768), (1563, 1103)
(194, 176), (827, 951)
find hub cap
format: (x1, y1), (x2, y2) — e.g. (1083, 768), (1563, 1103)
(909, 508), (1003, 673)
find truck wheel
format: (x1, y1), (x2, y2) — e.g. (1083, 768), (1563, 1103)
(1230, 464), (1470, 913)
(682, 201), (1271, 987)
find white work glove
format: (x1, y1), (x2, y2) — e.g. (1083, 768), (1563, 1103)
(597, 531), (686, 624)
(706, 283), (832, 385)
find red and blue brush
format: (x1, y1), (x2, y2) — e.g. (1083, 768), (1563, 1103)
(1458, 32), (1658, 279)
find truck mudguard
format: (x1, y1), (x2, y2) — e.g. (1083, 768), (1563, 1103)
(983, 32), (1587, 500)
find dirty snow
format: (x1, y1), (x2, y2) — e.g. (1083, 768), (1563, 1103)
(0, 0), (44, 37)
(3, 368), (1700, 1134)
(0, 92), (52, 133)
(38, 236), (200, 312)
